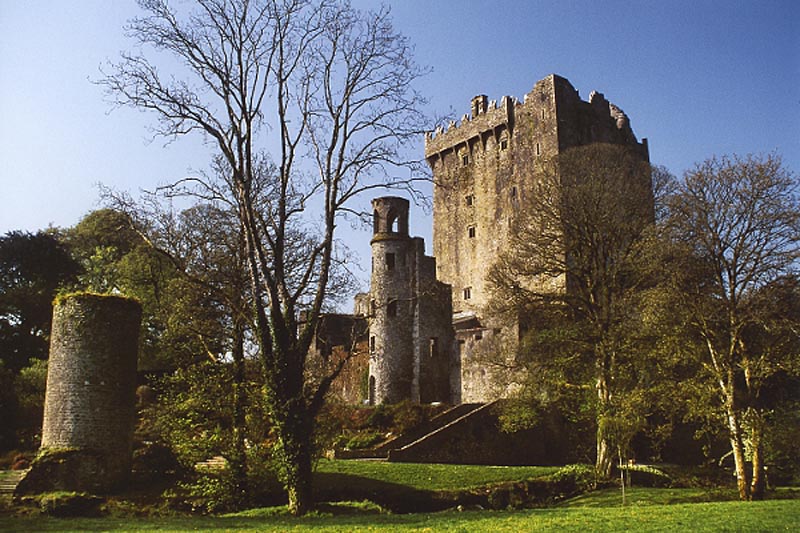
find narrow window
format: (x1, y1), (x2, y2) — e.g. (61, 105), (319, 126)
(370, 336), (376, 352)
(536, 142), (541, 156)
(462, 154), (469, 166)
(370, 299), (377, 316)
(511, 186), (518, 199)
(429, 337), (438, 358)
(463, 287), (472, 300)
(500, 138), (508, 150)
(465, 194), (474, 206)
(386, 253), (395, 271)
(468, 225), (476, 238)
(387, 300), (397, 317)
(475, 333), (483, 341)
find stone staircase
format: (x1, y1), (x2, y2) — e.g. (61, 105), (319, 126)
(195, 456), (228, 472)
(0, 469), (28, 501)
(387, 401), (498, 462)
(335, 403), (487, 460)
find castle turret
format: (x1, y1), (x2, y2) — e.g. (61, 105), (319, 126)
(368, 197), (414, 404)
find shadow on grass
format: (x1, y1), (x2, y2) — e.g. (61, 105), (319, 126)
(313, 472), (461, 513)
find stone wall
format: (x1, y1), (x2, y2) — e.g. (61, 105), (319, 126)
(368, 197), (454, 405)
(426, 74), (650, 402)
(306, 313), (369, 405)
(388, 401), (576, 465)
(24, 293), (141, 493)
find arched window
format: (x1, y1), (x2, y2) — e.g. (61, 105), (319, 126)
(373, 210), (380, 233)
(387, 210), (398, 233)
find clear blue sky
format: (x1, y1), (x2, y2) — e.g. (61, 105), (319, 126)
(1, 0), (798, 293)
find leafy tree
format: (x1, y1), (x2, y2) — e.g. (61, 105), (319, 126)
(0, 231), (79, 450)
(487, 144), (656, 478)
(0, 230), (80, 373)
(662, 153), (799, 500)
(99, 0), (428, 513)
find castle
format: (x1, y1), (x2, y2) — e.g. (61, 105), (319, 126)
(313, 74), (650, 405)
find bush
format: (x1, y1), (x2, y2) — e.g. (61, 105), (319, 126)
(345, 431), (384, 450)
(366, 405), (393, 429)
(132, 441), (182, 477)
(549, 464), (596, 492)
(39, 492), (104, 517)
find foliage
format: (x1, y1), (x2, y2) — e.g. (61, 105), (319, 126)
(12, 357), (48, 447)
(342, 432), (383, 450)
(547, 464), (598, 494)
(38, 491), (104, 518)
(0, 230), (80, 372)
(487, 144), (657, 477)
(0, 230), (80, 450)
(141, 360), (268, 470)
(763, 398), (800, 485)
(65, 209), (207, 371)
(658, 153), (800, 500)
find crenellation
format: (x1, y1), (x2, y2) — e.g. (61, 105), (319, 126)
(429, 73), (650, 402)
(425, 95), (515, 159)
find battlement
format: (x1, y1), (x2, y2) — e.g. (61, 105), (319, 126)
(424, 74), (645, 160)
(424, 94), (515, 158)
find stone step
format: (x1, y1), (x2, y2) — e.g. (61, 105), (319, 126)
(335, 403), (487, 460)
(195, 456), (228, 471)
(0, 470), (28, 495)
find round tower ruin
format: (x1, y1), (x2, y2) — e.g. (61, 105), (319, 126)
(368, 197), (414, 404)
(30, 293), (142, 493)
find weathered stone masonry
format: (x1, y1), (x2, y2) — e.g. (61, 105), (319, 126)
(20, 293), (142, 494)
(321, 74), (650, 405)
(367, 197), (454, 405)
(424, 74), (650, 402)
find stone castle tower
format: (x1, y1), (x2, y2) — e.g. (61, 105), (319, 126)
(424, 74), (650, 402)
(18, 293), (142, 494)
(323, 74), (651, 405)
(425, 74), (649, 316)
(367, 197), (454, 404)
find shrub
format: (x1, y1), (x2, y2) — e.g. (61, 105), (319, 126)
(39, 492), (103, 517)
(366, 405), (393, 429)
(345, 431), (384, 450)
(549, 464), (596, 494)
(132, 441), (182, 477)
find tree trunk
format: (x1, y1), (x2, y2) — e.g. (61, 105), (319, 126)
(278, 411), (314, 516)
(595, 369), (613, 479)
(749, 410), (766, 500)
(723, 387), (751, 500)
(596, 429), (613, 479)
(229, 317), (249, 507)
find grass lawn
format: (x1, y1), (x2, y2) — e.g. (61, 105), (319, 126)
(316, 460), (560, 491)
(1, 497), (798, 532)
(2, 462), (798, 531)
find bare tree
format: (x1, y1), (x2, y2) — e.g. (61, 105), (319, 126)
(100, 0), (428, 514)
(487, 143), (656, 478)
(665, 153), (799, 500)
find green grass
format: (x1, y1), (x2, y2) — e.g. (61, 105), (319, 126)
(315, 460), (559, 491)
(1, 498), (798, 531)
